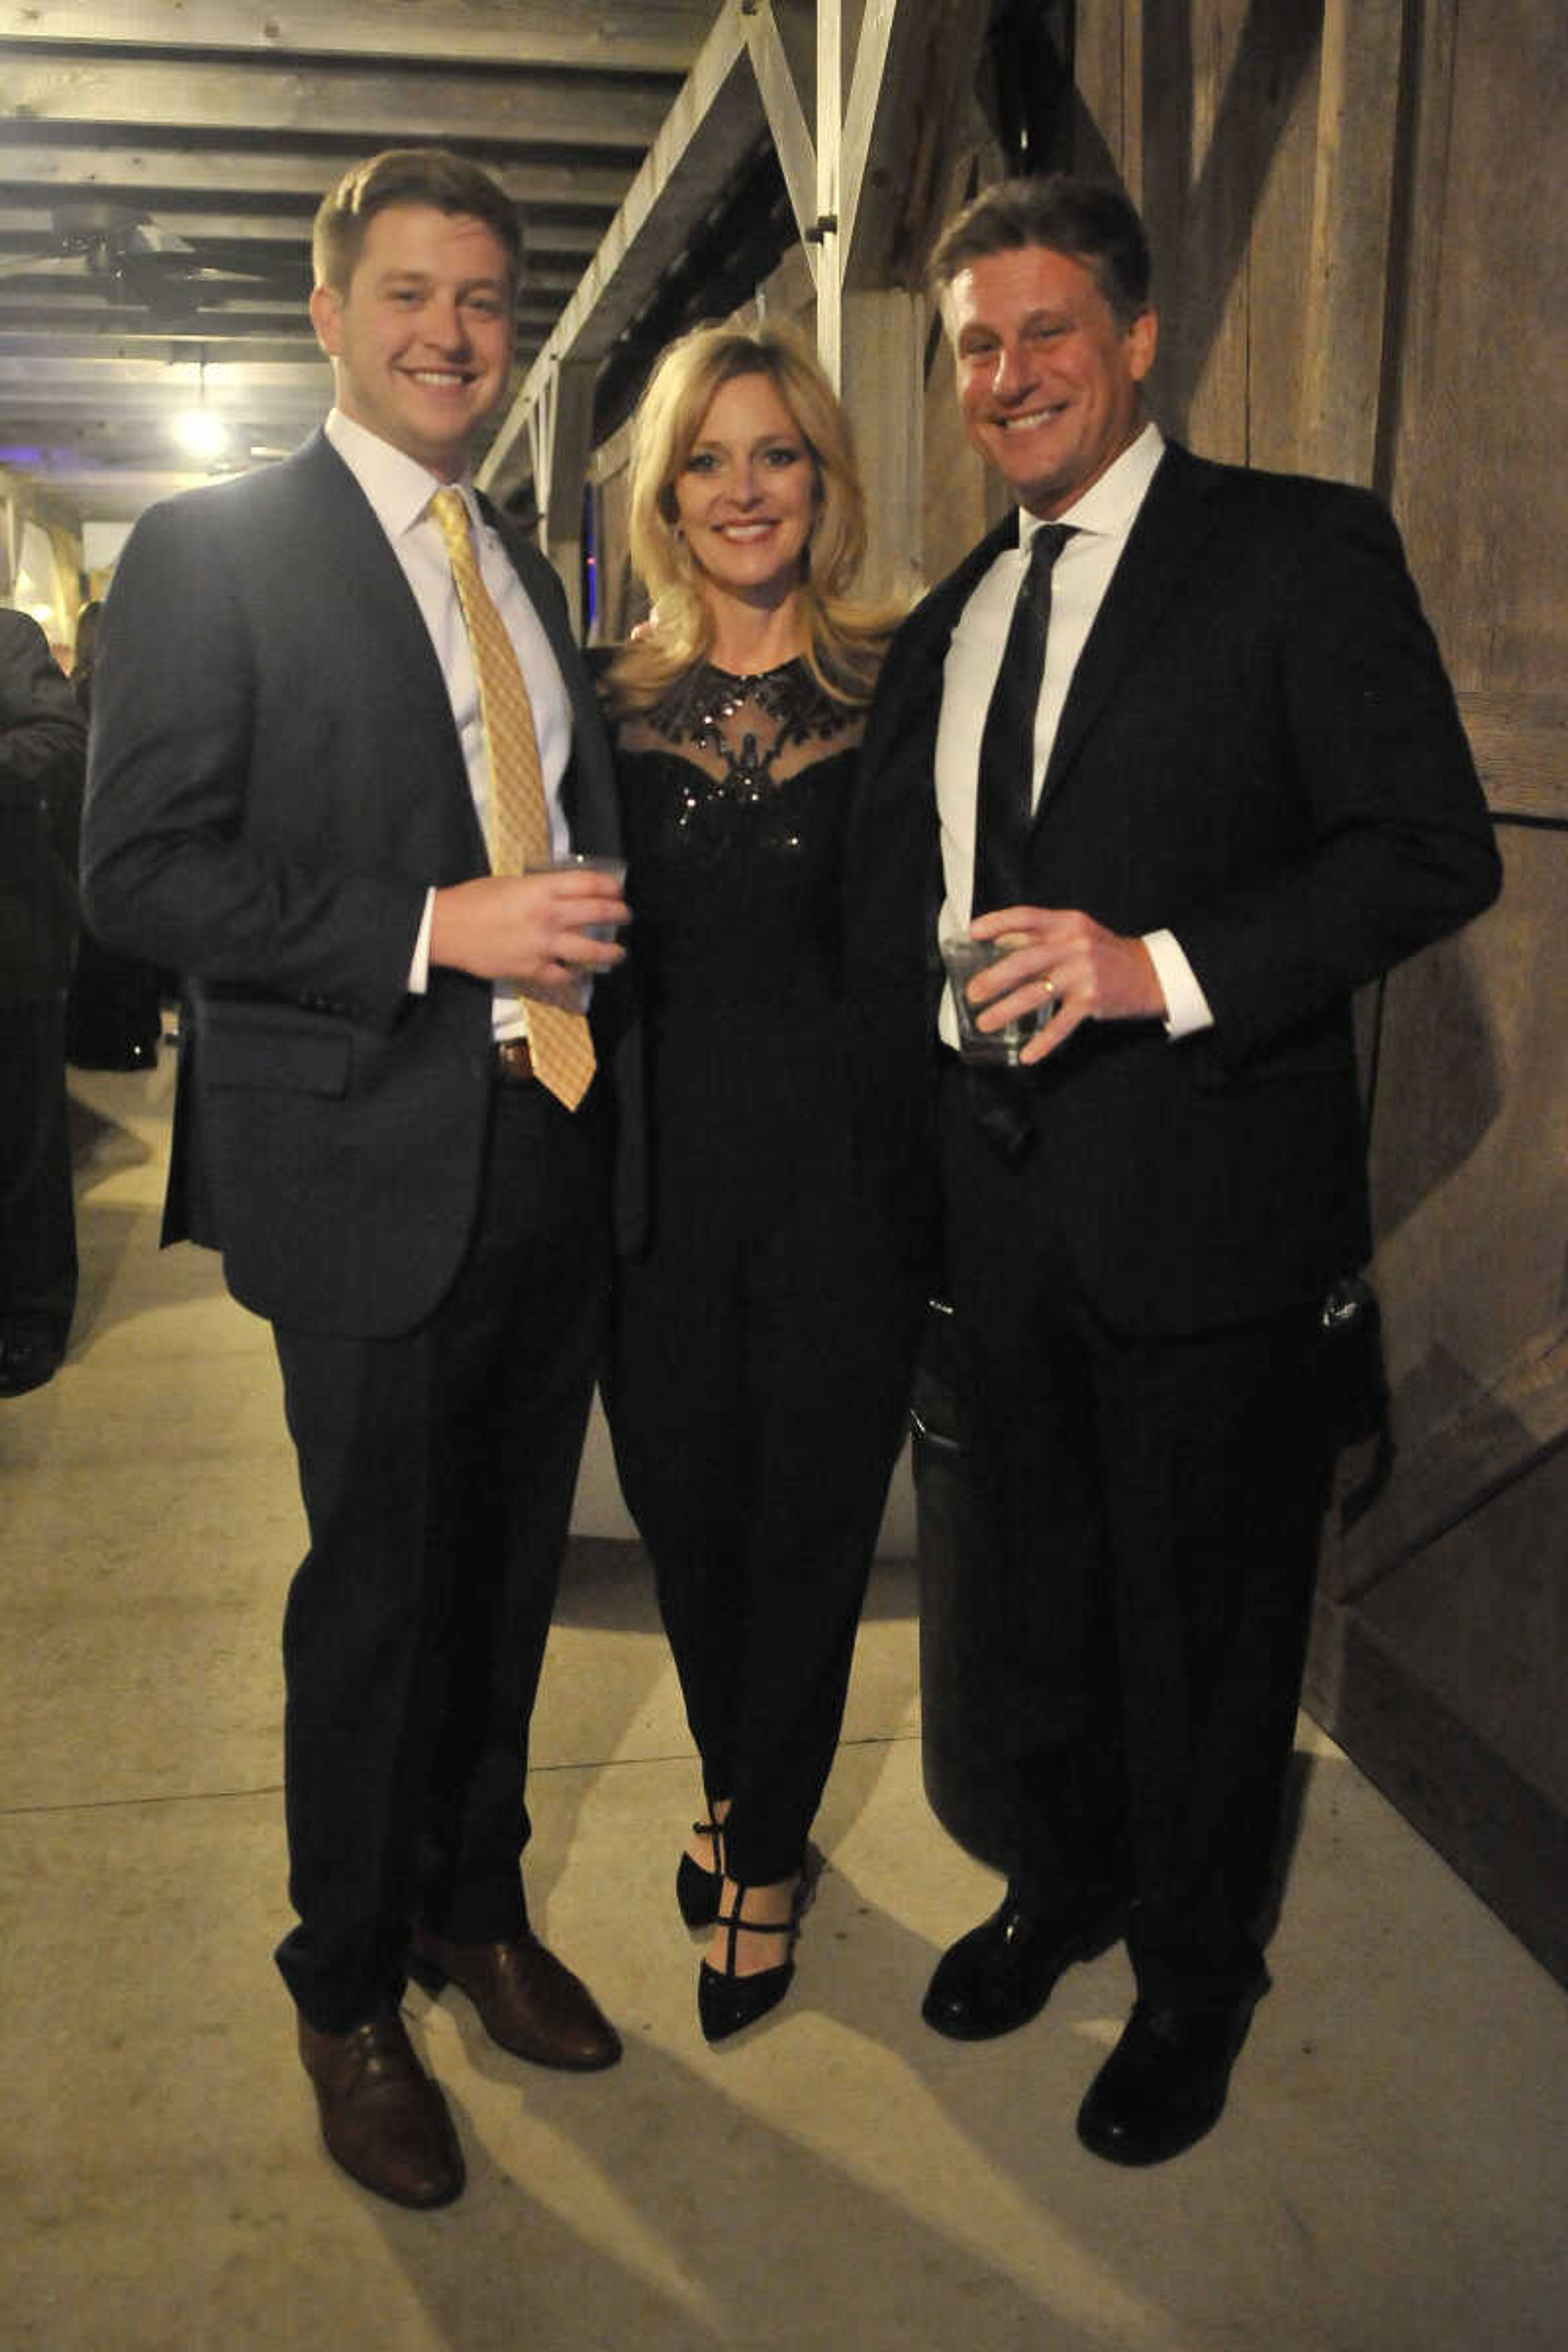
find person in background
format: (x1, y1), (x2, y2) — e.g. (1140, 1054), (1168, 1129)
(849, 174), (1500, 2164)
(83, 147), (637, 2211)
(598, 323), (923, 2041)
(66, 599), (164, 1071)
(0, 606), (86, 1397)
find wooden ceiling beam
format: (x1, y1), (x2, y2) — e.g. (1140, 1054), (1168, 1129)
(0, 293), (558, 333)
(0, 345), (329, 380)
(0, 202), (608, 263)
(0, 140), (635, 216)
(0, 2), (715, 75)
(841, 0), (992, 286)
(11, 463), (285, 519)
(480, 0), (764, 506)
(0, 57), (672, 150)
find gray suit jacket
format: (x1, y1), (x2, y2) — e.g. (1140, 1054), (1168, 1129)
(83, 430), (639, 1334)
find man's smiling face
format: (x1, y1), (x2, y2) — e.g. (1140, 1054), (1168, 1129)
(947, 242), (1157, 518)
(308, 202), (514, 481)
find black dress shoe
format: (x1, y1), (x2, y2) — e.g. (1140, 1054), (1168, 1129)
(922, 1893), (1119, 2041)
(697, 1873), (810, 2045)
(0, 1333), (62, 1398)
(298, 2007), (464, 2208)
(1076, 1978), (1267, 2165)
(408, 1927), (621, 2071)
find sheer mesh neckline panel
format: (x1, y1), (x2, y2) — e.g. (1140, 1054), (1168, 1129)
(618, 658), (864, 790)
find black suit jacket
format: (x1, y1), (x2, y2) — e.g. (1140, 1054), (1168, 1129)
(0, 609), (86, 1004)
(83, 430), (638, 1335)
(846, 442), (1501, 1335)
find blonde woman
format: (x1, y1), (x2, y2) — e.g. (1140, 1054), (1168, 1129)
(600, 324), (922, 2040)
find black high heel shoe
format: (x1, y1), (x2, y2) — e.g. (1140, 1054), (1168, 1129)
(697, 1876), (806, 2044)
(675, 1813), (725, 1930)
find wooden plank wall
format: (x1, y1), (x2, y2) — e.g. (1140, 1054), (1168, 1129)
(1079, 0), (1568, 1978)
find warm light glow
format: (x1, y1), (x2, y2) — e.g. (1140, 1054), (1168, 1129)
(173, 408), (229, 460)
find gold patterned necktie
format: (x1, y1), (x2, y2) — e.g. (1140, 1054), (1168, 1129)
(429, 485), (596, 1111)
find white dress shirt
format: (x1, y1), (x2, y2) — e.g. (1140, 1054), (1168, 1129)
(324, 407), (574, 1034)
(935, 420), (1212, 1045)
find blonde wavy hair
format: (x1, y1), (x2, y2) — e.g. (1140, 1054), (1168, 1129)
(604, 321), (902, 713)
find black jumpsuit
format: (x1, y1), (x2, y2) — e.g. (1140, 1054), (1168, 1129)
(605, 657), (921, 1887)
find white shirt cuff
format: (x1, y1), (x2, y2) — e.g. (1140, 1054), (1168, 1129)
(408, 888), (435, 994)
(1143, 928), (1214, 1039)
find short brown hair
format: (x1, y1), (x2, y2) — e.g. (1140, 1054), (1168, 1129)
(311, 147), (522, 294)
(930, 174), (1152, 329)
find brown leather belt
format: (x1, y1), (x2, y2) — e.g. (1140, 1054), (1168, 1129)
(493, 1038), (535, 1086)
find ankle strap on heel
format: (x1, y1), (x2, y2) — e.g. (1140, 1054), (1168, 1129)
(715, 1903), (794, 1938)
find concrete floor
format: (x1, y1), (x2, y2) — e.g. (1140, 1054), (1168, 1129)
(2, 1053), (1565, 2352)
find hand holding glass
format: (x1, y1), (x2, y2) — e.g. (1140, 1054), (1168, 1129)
(529, 852), (628, 941)
(939, 929), (1058, 1066)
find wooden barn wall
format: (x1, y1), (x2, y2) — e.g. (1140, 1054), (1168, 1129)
(1077, 0), (1568, 1979)
(1319, 0), (1566, 1980)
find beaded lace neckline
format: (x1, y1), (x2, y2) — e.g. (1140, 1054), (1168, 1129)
(635, 657), (858, 797)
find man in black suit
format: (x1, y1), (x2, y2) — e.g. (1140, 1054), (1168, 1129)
(849, 177), (1500, 2164)
(0, 607), (86, 1396)
(85, 149), (636, 2208)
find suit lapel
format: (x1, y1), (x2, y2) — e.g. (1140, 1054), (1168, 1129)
(287, 434), (486, 868)
(865, 512), (1017, 786)
(919, 512), (1020, 675)
(1038, 443), (1225, 807)
(293, 432), (449, 692)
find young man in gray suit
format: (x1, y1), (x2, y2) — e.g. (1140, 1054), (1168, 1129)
(849, 176), (1500, 2165)
(85, 149), (636, 2209)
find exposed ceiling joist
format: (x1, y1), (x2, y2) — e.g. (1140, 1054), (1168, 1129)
(0, 337), (329, 373)
(0, 0), (990, 558)
(480, 1), (768, 499)
(0, 4), (728, 522)
(0, 141), (637, 215)
(0, 2), (717, 76)
(0, 58), (675, 150)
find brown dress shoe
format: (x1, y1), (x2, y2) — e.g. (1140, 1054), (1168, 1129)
(297, 2007), (464, 2208)
(408, 1927), (622, 2071)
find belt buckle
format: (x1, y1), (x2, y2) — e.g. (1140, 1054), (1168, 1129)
(494, 1037), (535, 1085)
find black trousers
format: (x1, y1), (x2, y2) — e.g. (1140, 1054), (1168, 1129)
(606, 1018), (920, 1888)
(0, 993), (77, 1348)
(939, 1065), (1332, 2006)
(270, 1077), (610, 2033)
(65, 925), (163, 1070)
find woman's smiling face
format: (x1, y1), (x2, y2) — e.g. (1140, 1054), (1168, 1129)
(672, 372), (819, 612)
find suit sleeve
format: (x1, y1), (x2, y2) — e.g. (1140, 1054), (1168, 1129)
(1177, 488), (1501, 1067)
(0, 612), (86, 989)
(0, 611), (85, 799)
(82, 495), (425, 1033)
(842, 612), (947, 1276)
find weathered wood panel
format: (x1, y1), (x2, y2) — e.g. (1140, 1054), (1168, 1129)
(1073, 0), (1567, 1979)
(1306, 1497), (1568, 1985)
(1303, 0), (1568, 1981)
(1389, 0), (1568, 694)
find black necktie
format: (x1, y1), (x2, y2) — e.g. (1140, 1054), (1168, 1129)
(971, 522), (1072, 915)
